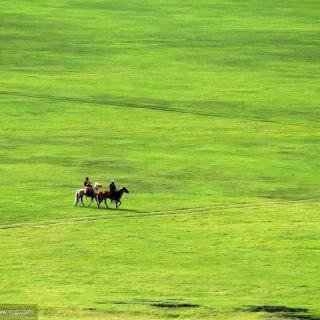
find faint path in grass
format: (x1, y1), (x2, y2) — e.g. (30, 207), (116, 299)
(0, 90), (277, 124)
(0, 198), (318, 231)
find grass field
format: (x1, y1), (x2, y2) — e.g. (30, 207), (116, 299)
(0, 0), (319, 319)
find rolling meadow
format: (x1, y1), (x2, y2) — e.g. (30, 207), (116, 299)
(0, 0), (319, 319)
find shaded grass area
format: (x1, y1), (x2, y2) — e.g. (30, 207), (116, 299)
(246, 306), (320, 320)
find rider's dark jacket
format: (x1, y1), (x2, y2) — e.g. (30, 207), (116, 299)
(109, 182), (117, 195)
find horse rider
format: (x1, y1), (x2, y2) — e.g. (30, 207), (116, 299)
(83, 177), (93, 192)
(109, 180), (117, 197)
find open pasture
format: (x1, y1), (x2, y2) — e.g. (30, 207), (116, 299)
(0, 0), (319, 319)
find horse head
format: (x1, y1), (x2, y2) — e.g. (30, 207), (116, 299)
(94, 182), (102, 189)
(122, 186), (130, 194)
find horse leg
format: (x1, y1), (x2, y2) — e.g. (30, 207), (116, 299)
(88, 196), (93, 207)
(74, 191), (79, 206)
(116, 200), (121, 208)
(81, 194), (85, 206)
(104, 198), (108, 208)
(97, 196), (102, 208)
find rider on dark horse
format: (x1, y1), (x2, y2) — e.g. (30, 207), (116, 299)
(109, 180), (117, 198)
(97, 181), (129, 208)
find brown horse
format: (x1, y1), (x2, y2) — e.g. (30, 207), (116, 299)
(97, 186), (129, 208)
(74, 184), (101, 207)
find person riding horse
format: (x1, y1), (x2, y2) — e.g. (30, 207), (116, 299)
(97, 185), (129, 208)
(75, 178), (101, 207)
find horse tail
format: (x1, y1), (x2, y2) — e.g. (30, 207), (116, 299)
(74, 189), (79, 206)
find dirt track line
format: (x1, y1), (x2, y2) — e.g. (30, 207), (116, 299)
(0, 90), (276, 124)
(0, 199), (318, 231)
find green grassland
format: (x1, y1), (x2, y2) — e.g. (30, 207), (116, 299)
(0, 0), (319, 319)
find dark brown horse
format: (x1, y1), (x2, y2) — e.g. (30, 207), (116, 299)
(97, 186), (129, 208)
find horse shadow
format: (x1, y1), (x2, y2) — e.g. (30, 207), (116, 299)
(82, 205), (142, 214)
